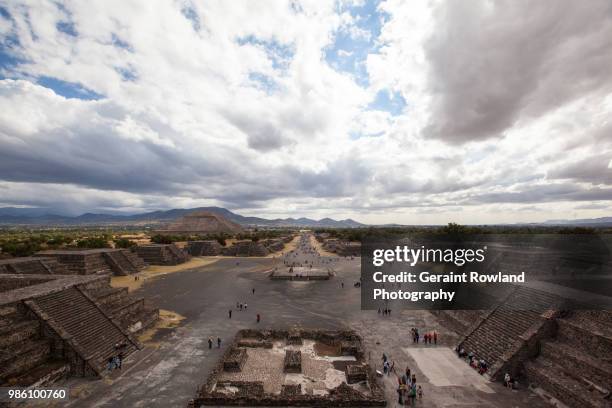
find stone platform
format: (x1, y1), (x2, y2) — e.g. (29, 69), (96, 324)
(190, 329), (385, 406)
(270, 267), (333, 281)
(34, 249), (146, 276)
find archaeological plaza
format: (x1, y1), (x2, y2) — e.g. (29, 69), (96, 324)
(0, 209), (610, 408)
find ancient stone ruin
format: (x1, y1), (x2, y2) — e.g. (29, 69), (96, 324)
(190, 328), (385, 407)
(221, 240), (270, 257)
(34, 249), (146, 276)
(187, 240), (223, 256)
(187, 237), (290, 258)
(437, 285), (612, 408)
(158, 210), (243, 235)
(0, 273), (158, 387)
(132, 244), (190, 265)
(0, 257), (67, 275)
(313, 234), (361, 257)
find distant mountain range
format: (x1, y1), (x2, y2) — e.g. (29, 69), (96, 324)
(541, 216), (612, 227)
(0, 206), (365, 228)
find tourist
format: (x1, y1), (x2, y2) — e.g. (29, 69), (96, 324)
(256, 313), (260, 323)
(417, 385), (423, 399)
(408, 381), (417, 406)
(217, 337), (221, 348)
(504, 372), (513, 389)
(244, 303), (247, 310)
(252, 288), (255, 294)
(107, 356), (115, 371)
(239, 303), (243, 310)
(117, 352), (123, 369)
(208, 337), (213, 349)
(433, 331), (437, 345)
(397, 376), (405, 405)
(478, 359), (488, 375)
(228, 310), (232, 319)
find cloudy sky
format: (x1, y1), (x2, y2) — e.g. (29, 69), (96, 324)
(0, 0), (611, 224)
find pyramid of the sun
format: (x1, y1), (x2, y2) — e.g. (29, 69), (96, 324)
(158, 211), (243, 234)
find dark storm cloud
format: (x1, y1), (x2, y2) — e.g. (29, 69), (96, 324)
(0, 120), (231, 195)
(548, 154), (612, 185)
(471, 184), (612, 205)
(424, 0), (612, 143)
(223, 111), (293, 152)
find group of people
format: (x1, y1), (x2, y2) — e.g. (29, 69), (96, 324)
(208, 336), (222, 349)
(455, 347), (489, 375)
(410, 328), (438, 345)
(378, 307), (392, 316)
(380, 353), (423, 406)
(107, 342), (127, 372)
(228, 289), (261, 323)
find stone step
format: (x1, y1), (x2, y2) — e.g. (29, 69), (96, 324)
(524, 358), (609, 408)
(0, 341), (51, 381)
(0, 320), (39, 348)
(540, 341), (612, 392)
(0, 338), (49, 364)
(2, 360), (70, 387)
(32, 287), (137, 373)
(557, 319), (612, 360)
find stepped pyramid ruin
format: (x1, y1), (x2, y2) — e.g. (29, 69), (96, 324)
(0, 273), (158, 387)
(158, 211), (243, 235)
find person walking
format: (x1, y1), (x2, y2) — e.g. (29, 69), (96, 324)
(228, 309), (232, 319)
(208, 337), (213, 349)
(256, 313), (261, 323)
(217, 337), (221, 348)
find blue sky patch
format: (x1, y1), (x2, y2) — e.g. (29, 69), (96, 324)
(237, 35), (294, 72)
(324, 0), (389, 87)
(56, 20), (77, 36)
(111, 34), (133, 52)
(181, 3), (201, 31)
(248, 72), (278, 94)
(37, 76), (104, 100)
(368, 89), (406, 116)
(116, 66), (137, 82)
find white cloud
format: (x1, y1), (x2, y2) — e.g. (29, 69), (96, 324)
(0, 0), (610, 224)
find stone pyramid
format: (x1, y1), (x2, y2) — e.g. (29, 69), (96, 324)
(161, 210), (243, 234)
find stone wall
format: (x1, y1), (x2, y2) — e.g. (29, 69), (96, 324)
(190, 328), (385, 407)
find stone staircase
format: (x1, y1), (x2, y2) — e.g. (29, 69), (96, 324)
(90, 286), (158, 334)
(524, 310), (612, 408)
(0, 304), (69, 387)
(27, 287), (139, 375)
(133, 244), (189, 265)
(187, 240), (222, 256)
(123, 250), (147, 269)
(103, 250), (145, 275)
(435, 310), (486, 336)
(460, 286), (560, 368)
(0, 257), (67, 275)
